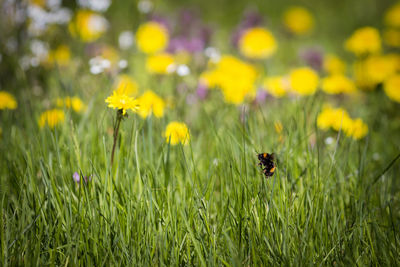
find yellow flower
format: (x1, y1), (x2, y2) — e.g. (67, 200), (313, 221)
(30, 0), (45, 7)
(238, 27), (277, 59)
(383, 74), (400, 103)
(164, 121), (190, 145)
(344, 27), (381, 56)
(353, 55), (398, 89)
(69, 10), (108, 42)
(274, 121), (283, 134)
(344, 118), (368, 140)
(56, 97), (86, 113)
(283, 6), (314, 35)
(263, 76), (287, 98)
(113, 75), (138, 96)
(105, 91), (139, 115)
(47, 45), (71, 67)
(321, 75), (357, 94)
(317, 106), (351, 131)
(146, 53), (175, 74)
(384, 3), (400, 28)
(289, 67), (319, 95)
(384, 28), (400, 47)
(0, 91), (17, 110)
(136, 90), (166, 118)
(136, 22), (169, 54)
(200, 55), (258, 104)
(323, 54), (346, 74)
(38, 109), (65, 128)
(317, 106), (368, 139)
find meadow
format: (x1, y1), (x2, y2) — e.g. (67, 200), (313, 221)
(1, 0), (400, 265)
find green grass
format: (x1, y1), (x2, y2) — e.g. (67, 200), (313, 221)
(1, 90), (399, 265)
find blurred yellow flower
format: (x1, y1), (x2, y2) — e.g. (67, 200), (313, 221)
(354, 55), (398, 89)
(345, 118), (368, 140)
(344, 27), (381, 56)
(56, 97), (86, 113)
(384, 2), (400, 28)
(283, 6), (314, 35)
(200, 55), (258, 104)
(113, 75), (138, 96)
(384, 28), (400, 47)
(263, 76), (287, 98)
(164, 121), (190, 145)
(47, 45), (71, 67)
(136, 90), (165, 118)
(289, 67), (319, 95)
(105, 91), (139, 115)
(317, 105), (368, 139)
(274, 121), (283, 134)
(38, 109), (65, 128)
(0, 91), (17, 110)
(146, 53), (175, 74)
(30, 0), (45, 7)
(323, 54), (346, 74)
(238, 27), (277, 59)
(136, 22), (169, 54)
(69, 10), (108, 42)
(383, 74), (400, 103)
(317, 106), (351, 131)
(321, 75), (357, 94)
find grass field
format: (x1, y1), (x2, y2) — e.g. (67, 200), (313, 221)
(1, 0), (400, 266)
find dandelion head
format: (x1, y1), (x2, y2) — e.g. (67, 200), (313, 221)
(0, 91), (17, 110)
(38, 109), (65, 128)
(238, 27), (277, 59)
(283, 6), (314, 35)
(136, 21), (169, 54)
(289, 67), (319, 96)
(164, 121), (190, 145)
(344, 27), (381, 56)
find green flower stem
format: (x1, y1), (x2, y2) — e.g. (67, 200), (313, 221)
(111, 109), (123, 166)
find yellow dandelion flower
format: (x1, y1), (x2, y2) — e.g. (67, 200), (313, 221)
(69, 10), (108, 42)
(383, 74), (400, 103)
(200, 55), (258, 104)
(321, 74), (357, 94)
(0, 91), (17, 110)
(283, 6), (314, 35)
(384, 3), (400, 28)
(317, 106), (351, 131)
(136, 22), (169, 54)
(56, 97), (86, 113)
(146, 53), (175, 74)
(164, 121), (190, 145)
(354, 55), (398, 89)
(289, 67), (319, 95)
(384, 28), (400, 47)
(105, 91), (138, 115)
(47, 45), (71, 67)
(344, 118), (368, 140)
(238, 27), (277, 59)
(263, 76), (287, 98)
(323, 54), (346, 74)
(136, 90), (166, 118)
(38, 109), (65, 128)
(344, 27), (381, 56)
(113, 75), (138, 96)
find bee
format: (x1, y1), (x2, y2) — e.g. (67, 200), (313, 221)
(257, 153), (276, 178)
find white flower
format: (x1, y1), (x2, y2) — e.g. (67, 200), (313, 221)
(119, 31), (134, 50)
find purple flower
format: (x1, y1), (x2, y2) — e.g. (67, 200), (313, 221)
(196, 83), (208, 100)
(148, 13), (171, 32)
(299, 47), (324, 71)
(73, 172), (92, 184)
(254, 89), (268, 104)
(73, 172), (80, 183)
